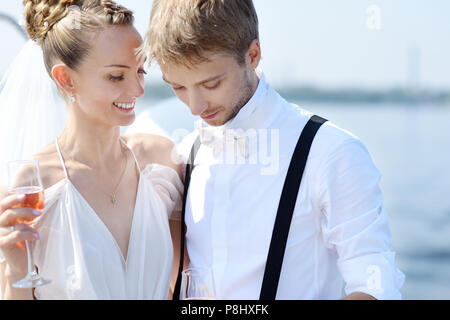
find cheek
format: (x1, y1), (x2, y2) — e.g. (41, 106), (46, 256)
(174, 91), (191, 109)
(102, 84), (123, 103)
(82, 79), (122, 106)
(216, 85), (240, 109)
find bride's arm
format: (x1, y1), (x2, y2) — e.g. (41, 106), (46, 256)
(168, 219), (179, 299)
(168, 219), (190, 299)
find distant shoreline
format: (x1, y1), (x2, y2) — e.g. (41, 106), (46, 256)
(141, 83), (450, 106)
(277, 86), (450, 105)
(2, 75), (449, 106)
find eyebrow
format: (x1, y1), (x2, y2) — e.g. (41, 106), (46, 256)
(104, 56), (148, 69)
(163, 72), (226, 87)
(103, 64), (131, 69)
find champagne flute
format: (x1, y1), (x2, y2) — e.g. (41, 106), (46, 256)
(180, 267), (216, 300)
(7, 160), (51, 288)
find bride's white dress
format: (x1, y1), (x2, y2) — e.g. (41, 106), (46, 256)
(28, 138), (183, 299)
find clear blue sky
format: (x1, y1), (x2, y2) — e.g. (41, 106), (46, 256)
(1, 0), (449, 90)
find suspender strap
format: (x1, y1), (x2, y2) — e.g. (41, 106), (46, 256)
(173, 136), (201, 300)
(259, 115), (327, 300)
(173, 114), (327, 300)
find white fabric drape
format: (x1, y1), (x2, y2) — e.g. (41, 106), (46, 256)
(31, 159), (182, 300)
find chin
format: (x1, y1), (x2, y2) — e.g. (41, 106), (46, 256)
(206, 112), (233, 127)
(205, 118), (226, 127)
(119, 115), (136, 127)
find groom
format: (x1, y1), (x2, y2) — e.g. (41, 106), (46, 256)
(143, 0), (404, 299)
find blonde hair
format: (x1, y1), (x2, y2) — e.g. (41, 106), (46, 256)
(143, 0), (259, 68)
(23, 0), (134, 81)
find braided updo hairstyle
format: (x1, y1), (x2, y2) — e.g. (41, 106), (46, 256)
(23, 0), (134, 93)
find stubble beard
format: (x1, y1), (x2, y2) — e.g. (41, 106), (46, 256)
(222, 72), (255, 125)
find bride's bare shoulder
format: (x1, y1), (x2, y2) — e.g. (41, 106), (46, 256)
(31, 142), (66, 189)
(121, 133), (182, 177)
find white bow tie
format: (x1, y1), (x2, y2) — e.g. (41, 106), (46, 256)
(195, 121), (250, 160)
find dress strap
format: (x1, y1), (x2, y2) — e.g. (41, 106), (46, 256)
(55, 139), (69, 180)
(119, 137), (141, 173)
(55, 138), (141, 179)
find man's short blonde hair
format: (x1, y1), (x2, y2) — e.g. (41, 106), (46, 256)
(143, 0), (259, 68)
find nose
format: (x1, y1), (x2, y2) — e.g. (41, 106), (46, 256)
(128, 75), (145, 99)
(188, 90), (208, 116)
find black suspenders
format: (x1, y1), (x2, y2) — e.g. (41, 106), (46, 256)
(173, 136), (201, 300)
(259, 115), (327, 299)
(173, 115), (328, 300)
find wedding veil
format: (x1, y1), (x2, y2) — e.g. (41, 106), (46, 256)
(0, 40), (67, 184)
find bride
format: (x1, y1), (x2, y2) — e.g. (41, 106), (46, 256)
(0, 0), (183, 299)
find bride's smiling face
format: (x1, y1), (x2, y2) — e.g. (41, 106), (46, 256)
(68, 25), (146, 127)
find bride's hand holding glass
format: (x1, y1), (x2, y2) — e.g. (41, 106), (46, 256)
(0, 160), (50, 290)
(0, 194), (42, 285)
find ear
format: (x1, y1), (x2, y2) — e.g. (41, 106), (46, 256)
(246, 39), (261, 70)
(51, 64), (74, 96)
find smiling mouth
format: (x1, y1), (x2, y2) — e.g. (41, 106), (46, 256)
(113, 101), (135, 110)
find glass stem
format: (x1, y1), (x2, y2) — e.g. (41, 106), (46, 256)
(25, 240), (37, 277)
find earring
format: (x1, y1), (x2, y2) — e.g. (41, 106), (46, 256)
(68, 92), (76, 103)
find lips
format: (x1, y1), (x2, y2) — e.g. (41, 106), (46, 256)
(113, 101), (135, 110)
(113, 101), (136, 112)
(201, 110), (220, 120)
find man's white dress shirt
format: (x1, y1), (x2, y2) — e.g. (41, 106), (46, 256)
(177, 70), (405, 300)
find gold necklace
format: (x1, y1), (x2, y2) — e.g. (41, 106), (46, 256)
(58, 138), (128, 206)
(98, 141), (128, 206)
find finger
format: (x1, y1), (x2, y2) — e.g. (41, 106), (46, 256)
(0, 224), (37, 237)
(0, 194), (26, 214)
(0, 207), (42, 227)
(0, 225), (14, 237)
(0, 229), (40, 250)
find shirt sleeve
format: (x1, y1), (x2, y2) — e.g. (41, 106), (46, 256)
(316, 137), (405, 300)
